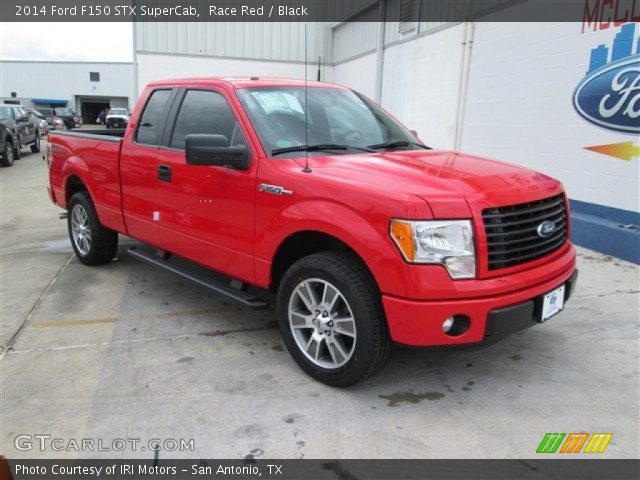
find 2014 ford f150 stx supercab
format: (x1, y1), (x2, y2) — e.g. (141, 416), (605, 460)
(47, 77), (578, 386)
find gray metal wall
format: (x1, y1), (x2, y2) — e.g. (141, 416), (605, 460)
(331, 0), (513, 64)
(135, 22), (331, 64)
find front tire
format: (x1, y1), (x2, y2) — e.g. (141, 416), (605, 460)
(67, 191), (118, 265)
(1, 141), (14, 167)
(277, 251), (390, 387)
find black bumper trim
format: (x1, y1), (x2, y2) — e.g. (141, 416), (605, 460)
(484, 269), (578, 340)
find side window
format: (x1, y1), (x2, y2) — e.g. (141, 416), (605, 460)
(135, 89), (171, 145)
(170, 90), (246, 150)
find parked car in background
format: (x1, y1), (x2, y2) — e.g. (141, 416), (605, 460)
(105, 108), (130, 129)
(27, 108), (49, 135)
(0, 105), (41, 162)
(53, 107), (81, 130)
(35, 108), (64, 130)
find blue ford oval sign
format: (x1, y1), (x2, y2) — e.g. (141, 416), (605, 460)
(537, 221), (556, 238)
(573, 54), (640, 135)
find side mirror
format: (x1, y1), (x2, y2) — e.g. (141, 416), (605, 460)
(185, 134), (249, 170)
(409, 130), (418, 138)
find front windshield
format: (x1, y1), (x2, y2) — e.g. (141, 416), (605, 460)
(54, 108), (73, 115)
(109, 109), (127, 115)
(0, 107), (13, 121)
(237, 87), (422, 156)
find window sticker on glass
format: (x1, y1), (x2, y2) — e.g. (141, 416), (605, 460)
(276, 140), (294, 148)
(251, 91), (304, 115)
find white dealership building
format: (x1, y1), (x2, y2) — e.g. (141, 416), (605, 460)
(0, 60), (135, 124)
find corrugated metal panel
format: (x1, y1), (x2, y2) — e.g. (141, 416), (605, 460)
(136, 22), (329, 63)
(331, 8), (379, 64)
(384, 0), (511, 45)
(0, 61), (135, 105)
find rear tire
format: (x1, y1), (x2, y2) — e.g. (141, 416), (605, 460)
(1, 141), (14, 167)
(67, 191), (118, 265)
(277, 251), (390, 387)
(30, 132), (41, 153)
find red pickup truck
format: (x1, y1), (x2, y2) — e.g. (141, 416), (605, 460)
(47, 77), (578, 386)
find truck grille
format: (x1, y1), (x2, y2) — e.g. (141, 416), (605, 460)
(482, 195), (567, 270)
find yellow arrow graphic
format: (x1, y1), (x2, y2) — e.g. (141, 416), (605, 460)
(584, 142), (640, 162)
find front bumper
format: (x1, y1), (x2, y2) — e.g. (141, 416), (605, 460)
(107, 119), (127, 128)
(383, 262), (578, 346)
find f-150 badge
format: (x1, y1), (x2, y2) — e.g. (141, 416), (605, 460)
(258, 184), (293, 196)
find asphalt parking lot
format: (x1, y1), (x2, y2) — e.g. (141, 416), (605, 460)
(1, 135), (639, 460)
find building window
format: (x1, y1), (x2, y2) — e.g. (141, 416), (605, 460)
(89, 72), (100, 82)
(399, 0), (417, 35)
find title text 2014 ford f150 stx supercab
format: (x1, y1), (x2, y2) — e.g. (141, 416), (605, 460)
(48, 77), (578, 386)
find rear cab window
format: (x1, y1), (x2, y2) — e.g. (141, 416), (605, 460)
(135, 89), (172, 145)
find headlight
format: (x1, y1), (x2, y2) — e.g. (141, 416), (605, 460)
(390, 219), (476, 279)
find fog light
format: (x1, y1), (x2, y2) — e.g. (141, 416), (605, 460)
(442, 317), (455, 333)
(442, 314), (471, 337)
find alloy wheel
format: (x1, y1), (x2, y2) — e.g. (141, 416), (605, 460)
(288, 278), (357, 369)
(71, 204), (92, 256)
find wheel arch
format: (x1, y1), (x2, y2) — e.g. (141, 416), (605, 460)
(269, 229), (380, 294)
(65, 174), (90, 206)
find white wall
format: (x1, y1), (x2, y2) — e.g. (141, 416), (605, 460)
(460, 22), (639, 212)
(332, 53), (377, 98)
(136, 53), (334, 97)
(380, 23), (465, 149)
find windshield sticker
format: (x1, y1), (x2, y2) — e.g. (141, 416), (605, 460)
(251, 91), (304, 115)
(276, 140), (294, 148)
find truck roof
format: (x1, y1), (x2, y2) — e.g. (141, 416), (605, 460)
(147, 76), (346, 90)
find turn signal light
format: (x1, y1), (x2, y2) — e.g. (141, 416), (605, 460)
(390, 220), (414, 261)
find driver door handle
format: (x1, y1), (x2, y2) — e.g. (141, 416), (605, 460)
(158, 164), (172, 182)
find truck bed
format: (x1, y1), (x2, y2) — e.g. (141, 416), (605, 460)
(48, 127), (126, 234)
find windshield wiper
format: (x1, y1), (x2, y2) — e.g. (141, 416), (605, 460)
(271, 144), (374, 156)
(368, 140), (431, 150)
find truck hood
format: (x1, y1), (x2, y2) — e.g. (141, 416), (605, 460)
(293, 150), (562, 218)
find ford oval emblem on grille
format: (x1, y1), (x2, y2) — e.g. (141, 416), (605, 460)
(537, 221), (556, 238)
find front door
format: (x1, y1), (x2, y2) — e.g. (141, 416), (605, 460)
(120, 88), (175, 247)
(15, 107), (35, 145)
(155, 88), (257, 284)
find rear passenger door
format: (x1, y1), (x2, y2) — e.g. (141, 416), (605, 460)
(154, 87), (257, 284)
(120, 88), (175, 247)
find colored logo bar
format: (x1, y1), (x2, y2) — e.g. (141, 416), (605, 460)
(537, 433), (613, 454)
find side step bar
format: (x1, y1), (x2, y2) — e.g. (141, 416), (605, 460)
(128, 247), (269, 310)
